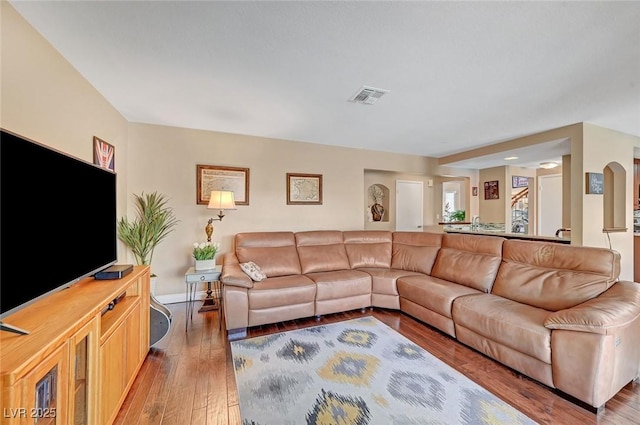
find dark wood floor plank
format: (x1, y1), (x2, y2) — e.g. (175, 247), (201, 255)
(134, 352), (179, 425)
(112, 348), (158, 425)
(115, 302), (640, 425)
(115, 351), (166, 425)
(205, 348), (229, 425)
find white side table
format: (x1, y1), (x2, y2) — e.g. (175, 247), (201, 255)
(184, 265), (222, 332)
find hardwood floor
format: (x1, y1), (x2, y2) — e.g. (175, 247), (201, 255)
(114, 302), (639, 425)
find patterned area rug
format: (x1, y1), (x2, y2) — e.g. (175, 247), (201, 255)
(230, 317), (538, 425)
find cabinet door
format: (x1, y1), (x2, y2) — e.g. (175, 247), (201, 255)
(21, 342), (69, 425)
(68, 319), (98, 425)
(99, 323), (125, 425)
(124, 302), (142, 388)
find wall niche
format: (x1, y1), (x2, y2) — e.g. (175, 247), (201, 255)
(367, 184), (390, 223)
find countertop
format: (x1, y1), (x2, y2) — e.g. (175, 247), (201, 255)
(444, 228), (571, 244)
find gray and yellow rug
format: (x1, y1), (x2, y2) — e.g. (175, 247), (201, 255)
(230, 317), (538, 425)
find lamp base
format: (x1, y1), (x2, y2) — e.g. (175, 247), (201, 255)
(205, 219), (214, 242)
(198, 299), (219, 312)
(198, 281), (219, 312)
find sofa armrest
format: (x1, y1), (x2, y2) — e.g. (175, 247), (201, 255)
(221, 252), (253, 289)
(544, 280), (640, 334)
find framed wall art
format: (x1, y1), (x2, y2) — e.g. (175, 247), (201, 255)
(472, 186), (478, 197)
(512, 176), (529, 188)
(197, 164), (250, 205)
(287, 173), (323, 205)
(93, 136), (115, 171)
(484, 180), (499, 200)
(586, 172), (604, 194)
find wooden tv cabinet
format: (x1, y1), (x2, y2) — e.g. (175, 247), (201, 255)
(0, 265), (150, 425)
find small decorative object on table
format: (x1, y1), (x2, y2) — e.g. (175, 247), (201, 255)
(193, 241), (220, 270)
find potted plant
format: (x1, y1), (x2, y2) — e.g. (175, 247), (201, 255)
(450, 209), (466, 222)
(192, 241), (220, 270)
(117, 191), (180, 293)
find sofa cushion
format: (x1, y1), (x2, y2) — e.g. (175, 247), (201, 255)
(248, 274), (316, 310)
(358, 268), (422, 296)
(343, 230), (392, 268)
(235, 232), (301, 277)
(397, 274), (481, 319)
(431, 233), (504, 292)
(295, 230), (350, 273)
(452, 293), (552, 364)
(305, 270), (372, 301)
(391, 232), (442, 275)
(492, 240), (621, 311)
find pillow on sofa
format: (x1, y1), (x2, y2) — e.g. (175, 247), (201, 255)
(240, 261), (267, 282)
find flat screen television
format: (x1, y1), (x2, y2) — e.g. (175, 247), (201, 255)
(0, 128), (117, 334)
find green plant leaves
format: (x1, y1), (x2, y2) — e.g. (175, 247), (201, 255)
(117, 191), (179, 266)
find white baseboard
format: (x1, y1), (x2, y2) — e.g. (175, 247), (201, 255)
(154, 290), (209, 305)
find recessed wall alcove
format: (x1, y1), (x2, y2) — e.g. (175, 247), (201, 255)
(603, 161), (626, 231)
(367, 184), (390, 223)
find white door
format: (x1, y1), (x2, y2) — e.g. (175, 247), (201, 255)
(396, 180), (424, 231)
(538, 174), (563, 236)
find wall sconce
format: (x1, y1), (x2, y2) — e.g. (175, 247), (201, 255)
(205, 190), (236, 242)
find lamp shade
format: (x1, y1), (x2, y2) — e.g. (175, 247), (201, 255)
(207, 190), (236, 210)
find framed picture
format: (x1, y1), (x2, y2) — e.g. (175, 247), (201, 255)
(586, 172), (604, 194)
(93, 136), (115, 171)
(287, 173), (323, 205)
(512, 176), (529, 188)
(484, 180), (499, 200)
(197, 164), (250, 205)
(472, 186), (478, 197)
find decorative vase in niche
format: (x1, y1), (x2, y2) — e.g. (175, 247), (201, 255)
(195, 259), (216, 270)
(371, 203), (385, 221)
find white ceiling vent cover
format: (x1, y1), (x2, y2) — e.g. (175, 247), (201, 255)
(348, 85), (389, 105)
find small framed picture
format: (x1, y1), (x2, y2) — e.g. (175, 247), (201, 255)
(586, 172), (604, 194)
(512, 176), (528, 188)
(93, 136), (115, 171)
(197, 164), (250, 205)
(484, 180), (499, 200)
(287, 173), (323, 205)
(472, 186), (478, 197)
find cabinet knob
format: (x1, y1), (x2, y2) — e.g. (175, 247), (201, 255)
(200, 276), (206, 281)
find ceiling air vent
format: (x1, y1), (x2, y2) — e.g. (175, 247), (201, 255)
(348, 85), (389, 105)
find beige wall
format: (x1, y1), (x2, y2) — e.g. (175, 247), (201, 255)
(571, 124), (637, 280)
(4, 1), (639, 294)
(363, 170), (436, 231)
(127, 123), (435, 295)
(1, 2), (130, 255)
(2, 2), (440, 296)
(478, 166), (508, 224)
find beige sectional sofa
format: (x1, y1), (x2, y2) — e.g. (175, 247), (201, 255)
(220, 229), (640, 410)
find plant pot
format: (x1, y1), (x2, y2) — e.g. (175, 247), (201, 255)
(150, 275), (158, 295)
(195, 259), (216, 270)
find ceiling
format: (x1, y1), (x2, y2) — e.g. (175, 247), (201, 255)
(8, 1), (640, 169)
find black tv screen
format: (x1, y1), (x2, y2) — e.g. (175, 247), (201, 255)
(0, 129), (117, 320)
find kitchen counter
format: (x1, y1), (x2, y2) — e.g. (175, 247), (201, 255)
(444, 228), (571, 244)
